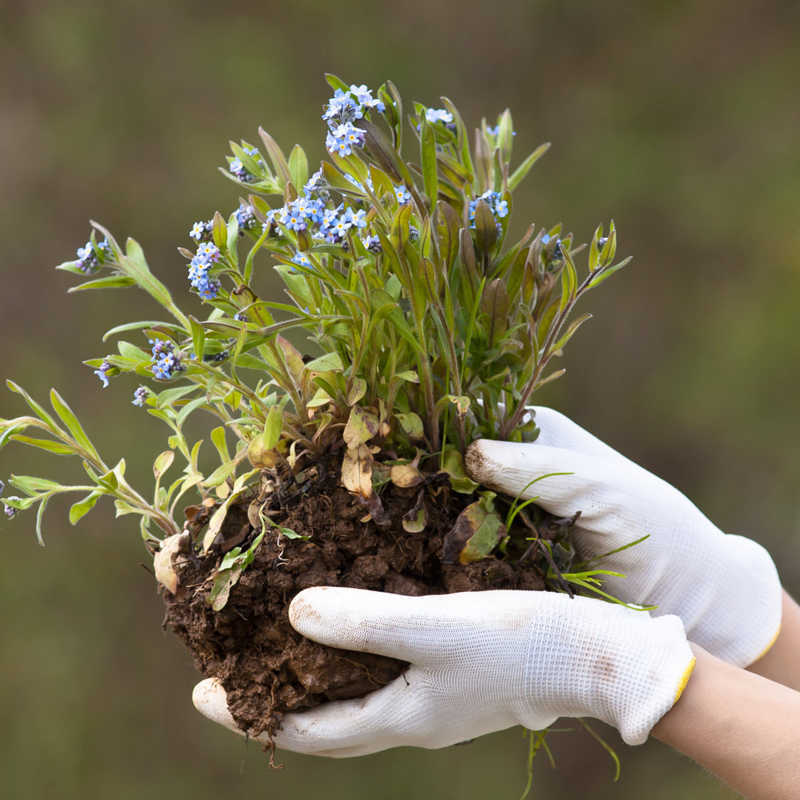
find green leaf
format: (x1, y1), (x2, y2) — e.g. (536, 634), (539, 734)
(9, 435), (74, 455)
(118, 234), (175, 311)
(188, 316), (205, 361)
(116, 341), (151, 363)
(304, 352), (344, 373)
(396, 412), (424, 440)
(176, 396), (207, 428)
(156, 384), (200, 409)
(288, 144), (309, 190)
(49, 389), (99, 459)
(420, 120), (439, 206)
(440, 447), (479, 494)
(587, 257), (632, 289)
(6, 381), (59, 430)
(343, 406), (379, 448)
(258, 127), (292, 187)
(441, 492), (505, 564)
(210, 426), (231, 463)
(35, 494), (50, 547)
(153, 450), (175, 479)
(102, 320), (184, 342)
(69, 492), (103, 525)
(346, 377), (367, 406)
(508, 142), (551, 191)
(262, 404), (283, 450)
(67, 275), (137, 293)
(10, 475), (63, 493)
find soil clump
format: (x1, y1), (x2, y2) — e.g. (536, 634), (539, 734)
(163, 464), (570, 741)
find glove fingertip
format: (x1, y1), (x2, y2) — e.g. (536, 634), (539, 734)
(192, 678), (238, 732)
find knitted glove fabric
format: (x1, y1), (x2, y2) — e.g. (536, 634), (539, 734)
(466, 406), (782, 667)
(193, 587), (694, 755)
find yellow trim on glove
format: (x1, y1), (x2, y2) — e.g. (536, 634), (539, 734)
(673, 656), (697, 704)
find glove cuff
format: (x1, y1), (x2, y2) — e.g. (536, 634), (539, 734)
(687, 534), (782, 667)
(609, 613), (696, 745)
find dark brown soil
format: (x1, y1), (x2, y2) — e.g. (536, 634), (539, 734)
(162, 462), (574, 742)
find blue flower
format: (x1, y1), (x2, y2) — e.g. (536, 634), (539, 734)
(344, 207), (367, 229)
(541, 233), (551, 245)
(196, 242), (221, 263)
(229, 157), (257, 184)
(486, 125), (499, 136)
(362, 234), (382, 253)
(348, 84), (385, 112)
(132, 386), (149, 407)
(234, 311), (248, 322)
(149, 340), (184, 380)
(326, 123), (366, 157)
(425, 108), (453, 125)
(468, 191), (508, 229)
(394, 185), (411, 205)
(304, 169), (324, 195)
(235, 204), (257, 231)
(75, 238), (111, 274)
(292, 251), (311, 267)
(322, 89), (362, 125)
(243, 146), (260, 158)
(4, 501), (17, 519)
(93, 360), (112, 389)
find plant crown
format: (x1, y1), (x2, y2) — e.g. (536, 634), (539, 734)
(0, 75), (629, 567)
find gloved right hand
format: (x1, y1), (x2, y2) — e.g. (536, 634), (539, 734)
(466, 407), (782, 667)
(193, 587), (696, 755)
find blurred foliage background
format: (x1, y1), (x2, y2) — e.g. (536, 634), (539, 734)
(2, 1), (799, 797)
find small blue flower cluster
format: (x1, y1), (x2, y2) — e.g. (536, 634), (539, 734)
(93, 359), (112, 388)
(485, 125), (516, 137)
(541, 233), (563, 260)
(229, 146), (263, 184)
(468, 190), (509, 231)
(132, 386), (149, 407)
(187, 242), (222, 300)
(425, 108), (453, 125)
(234, 203), (258, 231)
(76, 239), (111, 274)
(266, 176), (369, 249)
(189, 219), (214, 243)
(150, 340), (184, 380)
(362, 234), (381, 253)
(322, 85), (384, 158)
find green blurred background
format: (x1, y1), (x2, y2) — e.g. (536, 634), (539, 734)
(2, 1), (798, 797)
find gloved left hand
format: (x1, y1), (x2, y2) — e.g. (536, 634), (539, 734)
(193, 586), (695, 756)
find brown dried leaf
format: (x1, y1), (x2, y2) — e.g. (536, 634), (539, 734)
(153, 532), (185, 594)
(341, 443), (374, 497)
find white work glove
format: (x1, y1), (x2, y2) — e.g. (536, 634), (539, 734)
(466, 407), (782, 667)
(193, 587), (695, 754)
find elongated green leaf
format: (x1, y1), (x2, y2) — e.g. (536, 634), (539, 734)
(6, 381), (59, 430)
(210, 426), (231, 463)
(10, 475), (63, 493)
(188, 316), (205, 361)
(288, 144), (309, 190)
(49, 389), (99, 459)
(508, 142), (551, 191)
(67, 275), (136, 293)
(176, 396), (207, 428)
(102, 320), (184, 342)
(587, 257), (632, 289)
(35, 494), (50, 547)
(9, 435), (74, 455)
(420, 120), (438, 206)
(69, 492), (103, 525)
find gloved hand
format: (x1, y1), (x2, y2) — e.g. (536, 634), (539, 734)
(466, 407), (782, 667)
(193, 586), (695, 755)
